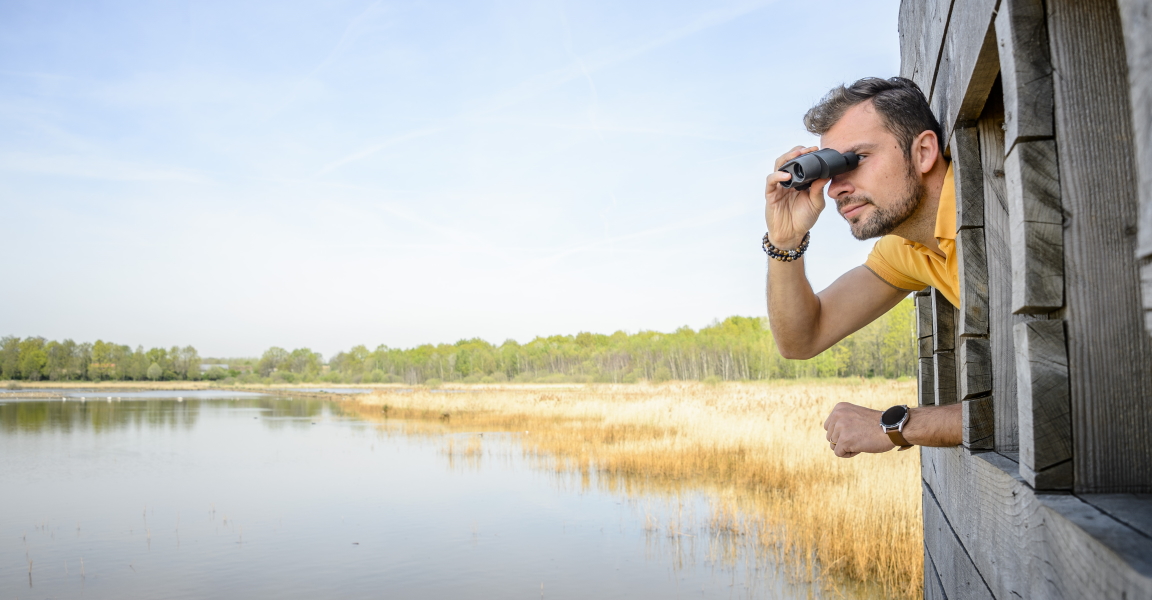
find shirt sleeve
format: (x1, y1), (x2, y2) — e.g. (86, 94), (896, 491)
(864, 236), (928, 292)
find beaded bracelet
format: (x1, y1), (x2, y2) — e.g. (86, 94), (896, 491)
(762, 231), (810, 262)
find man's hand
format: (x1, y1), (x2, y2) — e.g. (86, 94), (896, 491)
(822, 401), (963, 458)
(764, 145), (830, 249)
(823, 402), (896, 458)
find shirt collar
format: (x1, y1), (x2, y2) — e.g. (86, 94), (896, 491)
(902, 161), (956, 251)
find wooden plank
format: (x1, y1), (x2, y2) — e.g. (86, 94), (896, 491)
(1004, 139), (1063, 313)
(1048, 0), (1152, 493)
(920, 357), (936, 407)
(959, 336), (991, 399)
(1081, 494), (1152, 539)
(978, 111), (1018, 452)
(1144, 262), (1152, 334)
(934, 351), (957, 406)
(994, 0), (1055, 151)
(1116, 0), (1152, 262)
(957, 228), (990, 336)
(962, 396), (994, 450)
(921, 447), (1152, 599)
(952, 126), (985, 229)
(920, 335), (934, 359)
(1013, 319), (1072, 490)
(898, 0), (955, 95)
(930, 0), (1000, 138)
(922, 481), (996, 599)
(924, 549), (948, 600)
(932, 289), (957, 352)
(917, 289), (935, 340)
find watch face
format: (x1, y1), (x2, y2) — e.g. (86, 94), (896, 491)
(881, 405), (908, 427)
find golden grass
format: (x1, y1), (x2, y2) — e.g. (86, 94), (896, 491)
(345, 379), (922, 599)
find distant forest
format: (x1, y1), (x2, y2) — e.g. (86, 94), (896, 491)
(2, 300), (915, 384)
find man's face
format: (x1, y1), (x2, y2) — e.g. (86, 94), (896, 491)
(819, 101), (925, 240)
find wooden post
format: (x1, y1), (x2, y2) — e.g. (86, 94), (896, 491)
(1014, 319), (1072, 489)
(1115, 0), (1152, 337)
(1048, 0), (1152, 492)
(916, 289), (936, 407)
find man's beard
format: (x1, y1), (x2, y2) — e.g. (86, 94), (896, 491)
(837, 169), (926, 240)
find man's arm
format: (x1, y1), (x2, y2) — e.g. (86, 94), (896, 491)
(763, 146), (912, 359)
(823, 402), (962, 458)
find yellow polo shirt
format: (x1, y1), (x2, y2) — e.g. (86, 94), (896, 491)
(863, 164), (960, 306)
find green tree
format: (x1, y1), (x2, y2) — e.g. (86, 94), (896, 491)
(147, 362), (162, 381)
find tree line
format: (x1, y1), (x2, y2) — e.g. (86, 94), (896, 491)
(1, 299), (915, 384)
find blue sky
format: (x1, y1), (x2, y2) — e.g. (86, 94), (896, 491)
(0, 0), (901, 358)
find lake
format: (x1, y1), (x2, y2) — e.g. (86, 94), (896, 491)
(1, 391), (834, 599)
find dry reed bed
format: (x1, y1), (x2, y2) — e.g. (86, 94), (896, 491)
(346, 379), (922, 599)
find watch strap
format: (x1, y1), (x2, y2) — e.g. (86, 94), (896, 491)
(886, 429), (912, 448)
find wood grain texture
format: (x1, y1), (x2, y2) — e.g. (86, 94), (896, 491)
(917, 289), (935, 340)
(994, 0), (1055, 151)
(920, 357), (936, 407)
(922, 481), (996, 599)
(1048, 0), (1152, 492)
(1144, 262), (1152, 334)
(932, 288), (957, 352)
(899, 0), (955, 95)
(958, 228), (990, 336)
(1004, 139), (1064, 313)
(921, 446), (1152, 598)
(1117, 0), (1152, 261)
(978, 113), (1019, 452)
(963, 396), (995, 449)
(920, 335), (934, 360)
(960, 336), (992, 399)
(924, 547), (947, 600)
(952, 126), (985, 230)
(930, 0), (1000, 138)
(1081, 494), (1152, 539)
(1013, 319), (1072, 489)
(935, 350), (958, 406)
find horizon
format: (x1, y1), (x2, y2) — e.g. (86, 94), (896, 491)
(1, 0), (902, 358)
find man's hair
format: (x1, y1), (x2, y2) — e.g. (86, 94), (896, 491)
(803, 77), (943, 158)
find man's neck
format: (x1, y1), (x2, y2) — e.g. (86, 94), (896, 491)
(891, 158), (949, 257)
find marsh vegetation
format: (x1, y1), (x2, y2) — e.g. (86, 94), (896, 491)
(349, 379), (923, 599)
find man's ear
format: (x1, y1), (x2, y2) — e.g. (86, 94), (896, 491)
(912, 130), (939, 175)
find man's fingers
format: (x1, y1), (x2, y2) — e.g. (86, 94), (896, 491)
(765, 171), (793, 195)
(772, 145), (810, 170)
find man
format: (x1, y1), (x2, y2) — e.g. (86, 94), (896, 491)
(763, 77), (962, 458)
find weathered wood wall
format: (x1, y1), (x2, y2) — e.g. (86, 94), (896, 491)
(899, 0), (1152, 596)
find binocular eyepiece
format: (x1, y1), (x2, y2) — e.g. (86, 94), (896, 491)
(778, 148), (859, 191)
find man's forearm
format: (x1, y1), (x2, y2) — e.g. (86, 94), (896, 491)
(902, 403), (962, 447)
(765, 257), (823, 359)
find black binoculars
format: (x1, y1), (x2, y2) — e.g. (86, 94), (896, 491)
(778, 148), (859, 191)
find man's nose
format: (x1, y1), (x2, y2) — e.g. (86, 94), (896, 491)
(828, 174), (855, 198)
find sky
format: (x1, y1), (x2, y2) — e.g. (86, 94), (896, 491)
(0, 0), (902, 358)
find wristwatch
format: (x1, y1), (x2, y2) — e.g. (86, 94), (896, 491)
(880, 405), (914, 449)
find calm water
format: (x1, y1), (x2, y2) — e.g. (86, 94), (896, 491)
(1, 393), (828, 599)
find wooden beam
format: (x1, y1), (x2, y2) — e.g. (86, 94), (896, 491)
(1004, 139), (1064, 314)
(994, 0), (1055, 152)
(932, 289), (957, 352)
(935, 351), (958, 406)
(1014, 319), (1072, 490)
(1048, 0), (1152, 493)
(920, 357), (936, 407)
(952, 126), (985, 230)
(1117, 0), (1152, 338)
(924, 546), (948, 600)
(963, 396), (995, 450)
(930, 0), (1000, 138)
(978, 113), (1019, 452)
(957, 228), (990, 336)
(960, 336), (991, 399)
(1116, 0), (1152, 264)
(921, 447), (1152, 598)
(922, 481), (996, 599)
(917, 288), (935, 340)
(899, 0), (955, 95)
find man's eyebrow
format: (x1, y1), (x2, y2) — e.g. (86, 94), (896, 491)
(846, 143), (878, 153)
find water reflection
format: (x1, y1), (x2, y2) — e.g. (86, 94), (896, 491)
(1, 397), (837, 600)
